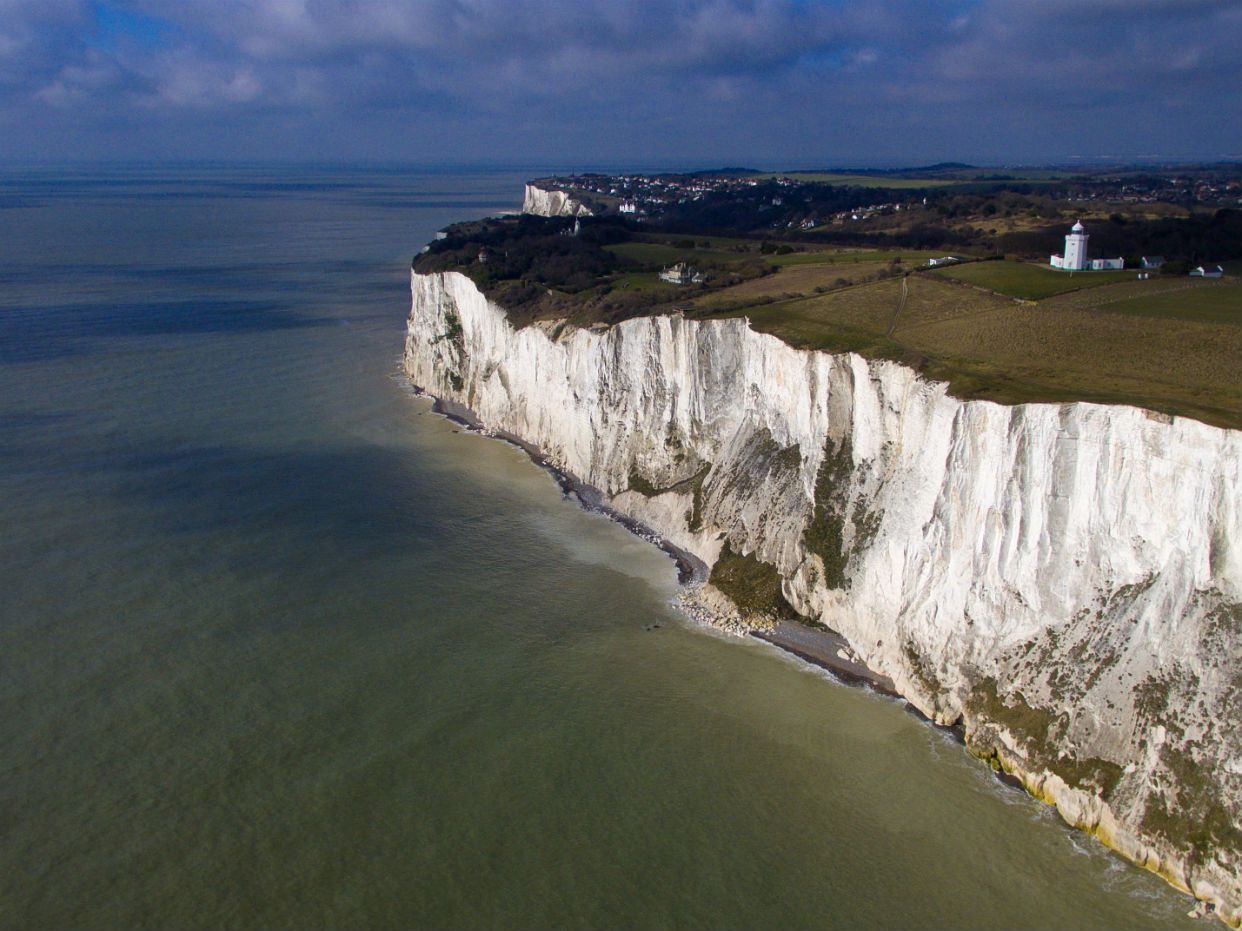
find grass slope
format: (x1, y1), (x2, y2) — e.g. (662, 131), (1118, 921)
(691, 270), (1242, 428)
(932, 260), (1135, 300)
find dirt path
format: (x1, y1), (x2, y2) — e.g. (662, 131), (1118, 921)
(886, 275), (909, 338)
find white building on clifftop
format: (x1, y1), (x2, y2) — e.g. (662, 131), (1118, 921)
(1050, 220), (1124, 271)
(1051, 221), (1089, 270)
(659, 262), (706, 285)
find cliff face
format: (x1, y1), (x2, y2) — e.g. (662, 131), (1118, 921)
(405, 269), (1242, 924)
(522, 183), (594, 218)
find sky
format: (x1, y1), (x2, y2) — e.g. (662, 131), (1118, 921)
(0, 0), (1239, 168)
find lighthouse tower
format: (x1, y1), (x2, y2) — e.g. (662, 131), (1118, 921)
(1063, 221), (1089, 270)
(1051, 220), (1090, 270)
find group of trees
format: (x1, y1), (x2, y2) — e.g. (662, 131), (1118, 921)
(415, 216), (631, 296)
(416, 214), (792, 325)
(999, 209), (1241, 265)
(416, 200), (1240, 318)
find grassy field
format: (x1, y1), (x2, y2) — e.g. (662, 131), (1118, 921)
(605, 241), (746, 267)
(937, 168), (1076, 181)
(691, 271), (1242, 428)
(691, 248), (970, 307)
(642, 232), (757, 250)
(769, 248), (951, 267)
(1055, 279), (1240, 326)
(932, 260), (1136, 300)
(755, 172), (964, 188)
(753, 171), (1071, 188)
(607, 271), (680, 293)
(692, 261), (895, 308)
(612, 240), (961, 271)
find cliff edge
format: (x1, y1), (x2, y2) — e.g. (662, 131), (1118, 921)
(522, 183), (595, 218)
(405, 268), (1242, 925)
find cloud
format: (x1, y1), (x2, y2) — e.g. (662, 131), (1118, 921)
(0, 0), (91, 90)
(0, 0), (1238, 164)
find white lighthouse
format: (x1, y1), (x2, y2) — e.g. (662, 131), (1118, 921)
(1064, 221), (1089, 270)
(1051, 220), (1089, 270)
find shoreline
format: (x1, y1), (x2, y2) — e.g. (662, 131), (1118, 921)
(419, 380), (1057, 799)
(673, 585), (898, 694)
(416, 381), (906, 701)
(409, 376), (1231, 926)
(424, 391), (708, 585)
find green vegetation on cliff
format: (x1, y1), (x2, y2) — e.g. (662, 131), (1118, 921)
(708, 542), (798, 620)
(627, 462), (712, 532)
(967, 678), (1124, 801)
(1142, 744), (1242, 866)
(803, 436), (854, 589)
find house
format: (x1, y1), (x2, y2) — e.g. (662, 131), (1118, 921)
(927, 256), (959, 267)
(659, 262), (707, 285)
(1191, 264), (1224, 278)
(1050, 220), (1123, 271)
(1141, 256), (1165, 269)
(619, 201), (638, 214)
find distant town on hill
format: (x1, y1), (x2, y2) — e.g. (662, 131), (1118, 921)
(415, 163), (1241, 428)
(526, 162), (1240, 258)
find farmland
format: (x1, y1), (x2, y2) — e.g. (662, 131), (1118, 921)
(753, 172), (963, 188)
(690, 266), (1241, 428)
(931, 260), (1135, 300)
(604, 241), (746, 266)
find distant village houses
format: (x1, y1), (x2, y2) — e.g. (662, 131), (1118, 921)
(1050, 220), (1124, 271)
(1191, 264), (1224, 278)
(659, 262), (707, 285)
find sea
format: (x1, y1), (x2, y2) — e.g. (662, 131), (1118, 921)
(0, 164), (1202, 929)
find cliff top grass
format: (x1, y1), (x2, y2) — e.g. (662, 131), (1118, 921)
(690, 271), (1241, 428)
(415, 213), (1242, 429)
(930, 260), (1135, 300)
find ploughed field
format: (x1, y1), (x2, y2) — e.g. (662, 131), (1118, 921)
(416, 222), (1242, 429)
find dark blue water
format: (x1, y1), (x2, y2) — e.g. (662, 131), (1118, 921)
(0, 165), (1200, 929)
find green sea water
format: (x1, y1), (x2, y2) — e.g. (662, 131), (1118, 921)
(0, 166), (1201, 929)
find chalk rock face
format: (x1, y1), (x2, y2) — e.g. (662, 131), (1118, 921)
(521, 183), (594, 217)
(405, 269), (1242, 924)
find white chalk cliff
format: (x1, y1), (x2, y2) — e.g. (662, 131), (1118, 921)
(405, 268), (1242, 925)
(522, 183), (594, 218)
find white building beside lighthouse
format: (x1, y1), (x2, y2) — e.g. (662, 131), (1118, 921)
(1050, 220), (1124, 271)
(1051, 221), (1090, 270)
